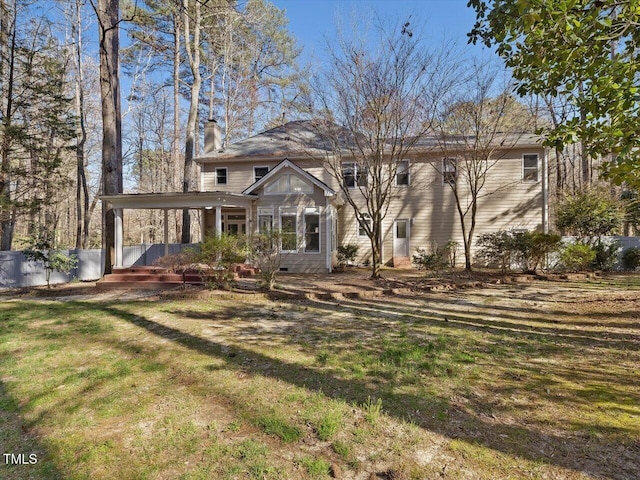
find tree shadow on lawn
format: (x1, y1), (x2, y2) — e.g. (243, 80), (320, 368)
(90, 301), (639, 480)
(0, 381), (63, 480)
(320, 292), (640, 350)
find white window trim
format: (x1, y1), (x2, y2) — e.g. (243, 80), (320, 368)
(522, 153), (540, 182)
(257, 207), (274, 234)
(215, 167), (228, 186)
(357, 213), (372, 238)
(342, 162), (368, 189)
(303, 207), (321, 254)
(279, 207), (298, 252)
(253, 165), (270, 183)
(264, 173), (313, 195)
(396, 159), (410, 186)
(442, 158), (457, 185)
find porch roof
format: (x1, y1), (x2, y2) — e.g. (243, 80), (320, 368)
(100, 191), (256, 210)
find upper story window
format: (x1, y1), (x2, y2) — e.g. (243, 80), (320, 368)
(254, 166), (269, 182)
(357, 213), (372, 237)
(264, 173), (313, 194)
(396, 160), (410, 186)
(342, 162), (368, 188)
(215, 167), (227, 186)
(523, 154), (539, 182)
(442, 158), (457, 185)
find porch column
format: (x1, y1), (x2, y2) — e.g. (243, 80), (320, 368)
(200, 208), (206, 242)
(114, 207), (123, 268)
(163, 209), (169, 257)
(215, 206), (222, 237)
(245, 206), (251, 236)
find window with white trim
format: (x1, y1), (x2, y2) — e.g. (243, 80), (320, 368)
(304, 207), (320, 253)
(264, 174), (313, 194)
(215, 167), (227, 185)
(254, 166), (269, 182)
(257, 207), (273, 233)
(442, 158), (457, 185)
(280, 207), (298, 251)
(357, 213), (372, 237)
(523, 154), (539, 182)
(342, 162), (368, 188)
(396, 160), (409, 186)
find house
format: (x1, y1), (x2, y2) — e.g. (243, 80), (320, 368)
(102, 119), (548, 272)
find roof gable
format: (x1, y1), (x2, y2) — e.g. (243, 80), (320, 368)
(242, 159), (335, 197)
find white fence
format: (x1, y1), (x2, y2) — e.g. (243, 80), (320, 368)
(0, 243), (195, 289)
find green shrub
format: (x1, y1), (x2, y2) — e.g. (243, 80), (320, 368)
(476, 230), (561, 273)
(593, 242), (620, 271)
(195, 234), (247, 289)
(512, 232), (562, 273)
(560, 243), (596, 272)
(475, 231), (517, 272)
(556, 189), (624, 244)
(23, 231), (78, 288)
(412, 246), (450, 272)
(622, 247), (640, 270)
(337, 244), (359, 266)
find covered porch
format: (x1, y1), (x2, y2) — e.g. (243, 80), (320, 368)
(100, 191), (256, 269)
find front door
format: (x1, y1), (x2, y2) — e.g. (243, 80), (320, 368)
(393, 219), (409, 257)
(225, 214), (246, 235)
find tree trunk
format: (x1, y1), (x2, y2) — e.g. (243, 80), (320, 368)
(172, 13), (181, 243)
(180, 0), (202, 244)
(73, 0), (89, 249)
(0, 0), (15, 250)
(95, 0), (123, 274)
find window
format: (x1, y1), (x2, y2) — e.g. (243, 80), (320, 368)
(215, 167), (227, 185)
(280, 208), (297, 251)
(264, 174), (313, 194)
(523, 154), (539, 182)
(396, 160), (410, 186)
(257, 207), (273, 234)
(357, 213), (372, 237)
(290, 176), (312, 193)
(342, 162), (367, 188)
(254, 166), (269, 182)
(442, 158), (457, 185)
(304, 207), (320, 253)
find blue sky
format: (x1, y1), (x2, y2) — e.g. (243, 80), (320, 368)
(270, 0), (489, 62)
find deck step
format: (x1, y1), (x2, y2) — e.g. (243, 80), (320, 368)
(96, 263), (257, 289)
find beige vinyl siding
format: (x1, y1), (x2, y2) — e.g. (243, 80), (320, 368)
(252, 167), (330, 273)
(199, 147), (543, 268)
(335, 147), (544, 266)
(201, 162), (280, 192)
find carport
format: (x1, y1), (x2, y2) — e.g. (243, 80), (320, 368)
(100, 191), (256, 269)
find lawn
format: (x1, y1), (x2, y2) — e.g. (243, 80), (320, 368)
(0, 275), (639, 479)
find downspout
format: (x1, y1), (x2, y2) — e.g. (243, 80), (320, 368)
(325, 204), (332, 273)
(542, 147), (549, 233)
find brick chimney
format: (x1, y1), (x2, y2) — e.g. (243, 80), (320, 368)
(204, 119), (222, 154)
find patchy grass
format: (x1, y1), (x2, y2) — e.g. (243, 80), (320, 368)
(0, 275), (639, 479)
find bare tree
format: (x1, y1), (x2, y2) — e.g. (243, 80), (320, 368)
(432, 63), (537, 271)
(312, 18), (458, 278)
